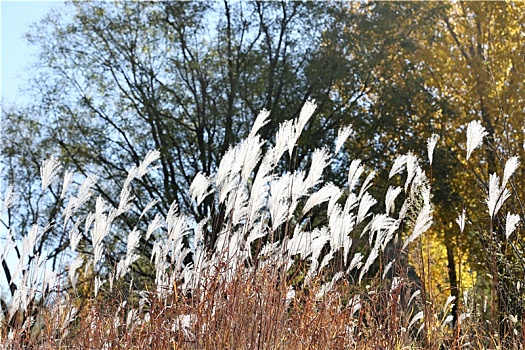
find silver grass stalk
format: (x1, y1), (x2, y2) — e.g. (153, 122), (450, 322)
(274, 119), (297, 161)
(348, 159), (364, 192)
(92, 196), (109, 247)
(117, 180), (135, 215)
(465, 120), (488, 161)
(358, 170), (376, 200)
(230, 188), (249, 227)
(269, 173), (292, 230)
(303, 148), (331, 191)
(94, 276), (105, 297)
(389, 155), (407, 179)
(139, 198), (159, 220)
(60, 170), (74, 199)
(302, 183), (340, 215)
(443, 295), (456, 315)
(359, 244), (378, 284)
(296, 99), (317, 134)
(398, 199), (409, 221)
(390, 276), (403, 293)
(456, 209), (466, 233)
(487, 173), (510, 219)
(275, 120), (299, 162)
(402, 202), (433, 250)
(136, 150), (160, 178)
(328, 211), (354, 265)
(239, 136), (265, 181)
(190, 172), (214, 206)
(408, 290), (421, 307)
(216, 146), (236, 188)
(505, 212), (520, 239)
(385, 186), (402, 215)
(441, 315), (454, 330)
(335, 125), (354, 154)
(382, 260), (394, 280)
(68, 221), (82, 252)
(503, 156), (520, 187)
(218, 173), (240, 204)
(43, 268), (57, 293)
(247, 162), (273, 228)
(146, 213), (164, 241)
(408, 311), (424, 331)
(348, 253), (364, 273)
(404, 153), (419, 192)
(64, 175), (96, 228)
(2, 185), (15, 214)
(249, 108), (271, 139)
(356, 192), (376, 224)
(343, 192), (358, 216)
(287, 227), (312, 259)
(426, 134), (439, 165)
(126, 228), (141, 258)
(41, 156), (61, 191)
(69, 256), (83, 292)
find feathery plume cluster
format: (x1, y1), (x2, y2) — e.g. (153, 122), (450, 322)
(40, 156), (61, 191)
(8, 101), (518, 348)
(486, 173), (511, 219)
(465, 120), (488, 161)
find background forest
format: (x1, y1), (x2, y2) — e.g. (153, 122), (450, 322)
(1, 1), (525, 349)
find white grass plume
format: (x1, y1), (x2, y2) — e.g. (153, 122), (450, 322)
(348, 252), (363, 273)
(274, 119), (297, 160)
(137, 150), (160, 178)
(427, 134), (439, 165)
(385, 186), (402, 215)
(68, 221), (82, 252)
(41, 156), (61, 191)
(404, 153), (419, 192)
(505, 213), (520, 239)
(216, 146), (236, 188)
(239, 136), (265, 181)
(348, 159), (364, 192)
(61, 170), (73, 199)
(69, 256), (83, 292)
(296, 99), (317, 134)
(408, 311), (424, 331)
(190, 172), (214, 206)
(359, 245), (378, 284)
(389, 155), (407, 179)
(456, 209), (466, 233)
(249, 108), (270, 139)
(356, 192), (376, 224)
(146, 213), (163, 240)
(335, 125), (354, 154)
(303, 148), (331, 191)
(466, 120), (488, 160)
(503, 156), (520, 187)
(302, 183), (340, 215)
(402, 202), (433, 250)
(382, 260), (394, 280)
(358, 170), (376, 200)
(487, 173), (510, 219)
(1, 184), (15, 214)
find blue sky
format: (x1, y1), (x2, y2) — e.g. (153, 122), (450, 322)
(1, 0), (59, 104)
